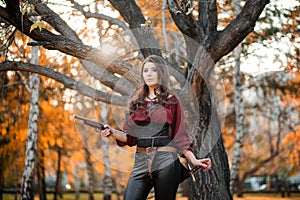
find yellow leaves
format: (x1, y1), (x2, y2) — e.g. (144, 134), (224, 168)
(94, 161), (105, 173)
(30, 22), (43, 32)
(19, 129), (28, 142)
(1, 128), (7, 135)
(21, 4), (35, 16)
(70, 151), (85, 162)
(49, 138), (56, 147)
(56, 138), (63, 148)
(39, 49), (51, 66)
(292, 72), (300, 82)
(21, 3), (43, 32)
(282, 126), (300, 167)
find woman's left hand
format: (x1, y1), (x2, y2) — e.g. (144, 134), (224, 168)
(192, 158), (212, 172)
(182, 150), (212, 172)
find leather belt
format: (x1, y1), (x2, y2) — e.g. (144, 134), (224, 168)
(137, 136), (171, 147)
(136, 146), (177, 154)
(136, 146), (177, 179)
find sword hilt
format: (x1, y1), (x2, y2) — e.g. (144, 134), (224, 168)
(188, 164), (202, 182)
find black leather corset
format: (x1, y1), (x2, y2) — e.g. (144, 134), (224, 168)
(133, 122), (172, 148)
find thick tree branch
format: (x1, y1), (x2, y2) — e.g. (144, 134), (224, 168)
(28, 0), (81, 42)
(207, 0), (218, 37)
(27, 0), (137, 94)
(108, 0), (162, 57)
(167, 1), (203, 43)
(198, 0), (217, 38)
(212, 0), (270, 62)
(0, 4), (139, 93)
(0, 4), (89, 55)
(81, 60), (135, 96)
(0, 61), (128, 106)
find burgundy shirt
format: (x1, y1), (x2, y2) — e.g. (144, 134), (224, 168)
(117, 95), (192, 154)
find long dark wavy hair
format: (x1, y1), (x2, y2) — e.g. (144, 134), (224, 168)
(128, 55), (176, 116)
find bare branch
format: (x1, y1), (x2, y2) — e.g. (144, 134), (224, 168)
(1, 2), (140, 94)
(207, 0), (218, 37)
(108, 0), (162, 57)
(70, 0), (129, 32)
(69, 0), (140, 52)
(0, 61), (128, 106)
(212, 0), (270, 62)
(16, 71), (31, 93)
(167, 1), (203, 43)
(28, 0), (81, 42)
(198, 0), (218, 38)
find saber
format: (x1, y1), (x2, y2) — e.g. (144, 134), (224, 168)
(188, 164), (202, 182)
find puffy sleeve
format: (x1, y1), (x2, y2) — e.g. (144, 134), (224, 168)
(116, 118), (137, 147)
(171, 97), (193, 155)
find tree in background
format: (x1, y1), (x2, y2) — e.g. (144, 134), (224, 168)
(221, 1), (299, 196)
(20, 13), (41, 199)
(0, 17), (84, 200)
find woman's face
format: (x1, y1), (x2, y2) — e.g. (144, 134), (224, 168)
(142, 62), (158, 88)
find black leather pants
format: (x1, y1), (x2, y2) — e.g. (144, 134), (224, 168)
(123, 151), (182, 200)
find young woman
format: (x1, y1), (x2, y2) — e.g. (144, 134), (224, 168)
(100, 55), (211, 200)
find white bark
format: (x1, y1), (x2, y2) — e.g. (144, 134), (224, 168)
(230, 43), (244, 194)
(20, 38), (40, 200)
(230, 1), (244, 193)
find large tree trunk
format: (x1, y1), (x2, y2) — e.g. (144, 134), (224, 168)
(20, 39), (40, 200)
(187, 49), (232, 200)
(191, 84), (232, 200)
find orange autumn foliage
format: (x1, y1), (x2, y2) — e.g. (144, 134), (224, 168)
(282, 125), (300, 170)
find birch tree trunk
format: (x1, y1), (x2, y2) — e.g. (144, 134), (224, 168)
(230, 43), (244, 195)
(100, 102), (113, 200)
(20, 39), (40, 200)
(230, 1), (245, 196)
(187, 48), (232, 200)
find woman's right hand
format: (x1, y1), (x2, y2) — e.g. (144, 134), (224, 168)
(96, 124), (113, 137)
(96, 125), (128, 142)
